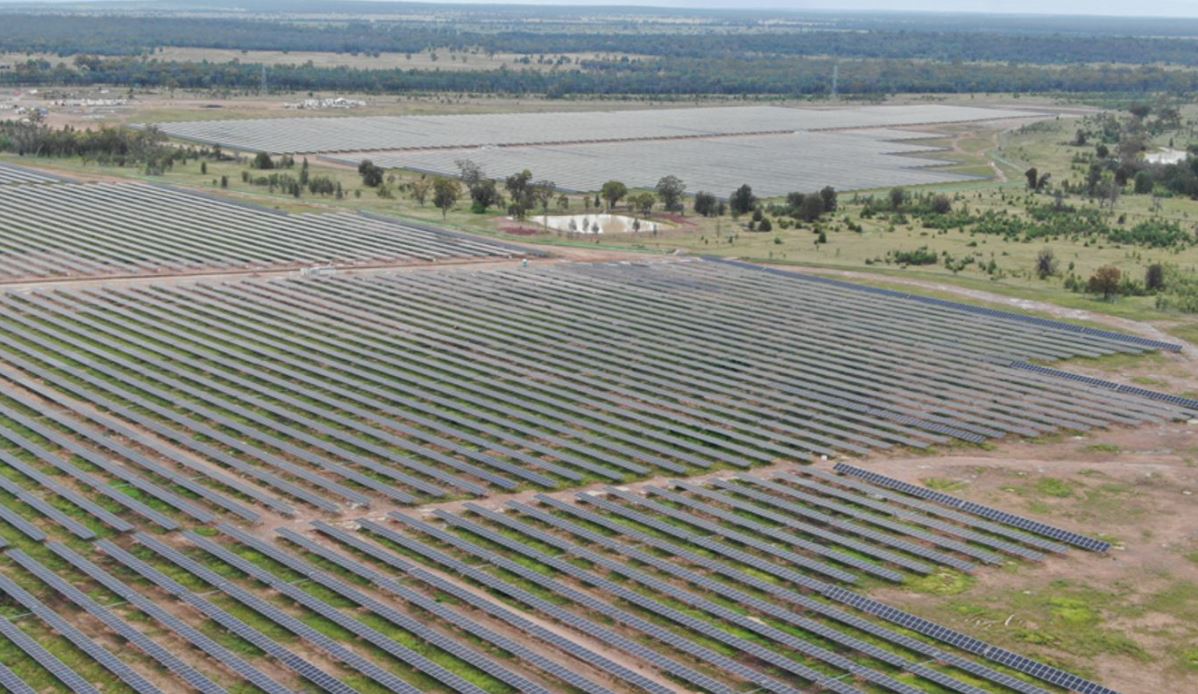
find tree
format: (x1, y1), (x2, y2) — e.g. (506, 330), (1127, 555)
(299, 157), (308, 186)
(1025, 167), (1038, 191)
(888, 186), (907, 210)
(655, 175), (686, 213)
(757, 217), (772, 232)
(505, 169), (535, 218)
(1035, 247), (1058, 279)
(200, 161), (207, 175)
(358, 159), (384, 187)
(819, 186), (838, 212)
(930, 194), (952, 214)
(1145, 263), (1166, 291)
(219, 174), (228, 189)
(797, 194), (824, 223)
(693, 191), (718, 217)
(1134, 170), (1154, 195)
(1128, 103), (1152, 120)
(1088, 265), (1122, 300)
(729, 184), (756, 216)
(468, 178), (501, 213)
(252, 151), (274, 170)
(456, 159), (503, 212)
(432, 177), (460, 219)
(410, 177), (431, 206)
(456, 159), (484, 187)
(629, 191), (655, 217)
(533, 180), (556, 214)
(601, 180), (628, 211)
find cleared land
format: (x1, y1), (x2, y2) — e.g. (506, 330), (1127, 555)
(0, 181), (526, 280)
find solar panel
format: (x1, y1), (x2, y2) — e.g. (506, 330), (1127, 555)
(47, 543), (295, 694)
(213, 524), (548, 694)
(833, 463), (1112, 552)
(821, 586), (1118, 694)
(0, 568), (163, 694)
(0, 614), (98, 694)
(98, 538), (360, 694)
(542, 494), (1049, 694)
(384, 512), (743, 694)
(7, 550), (224, 694)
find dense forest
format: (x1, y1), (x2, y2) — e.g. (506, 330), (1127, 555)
(7, 13), (1198, 67)
(6, 54), (1198, 97)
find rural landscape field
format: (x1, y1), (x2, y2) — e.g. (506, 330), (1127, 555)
(0, 1), (1196, 693)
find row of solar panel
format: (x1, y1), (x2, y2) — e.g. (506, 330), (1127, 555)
(706, 257), (1182, 353)
(833, 463), (1113, 553)
(0, 468), (1114, 694)
(376, 492), (1116, 694)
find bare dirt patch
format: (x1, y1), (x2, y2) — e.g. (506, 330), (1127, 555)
(860, 422), (1198, 693)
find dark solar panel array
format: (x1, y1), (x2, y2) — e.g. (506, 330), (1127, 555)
(833, 463), (1112, 553)
(0, 256), (1154, 694)
(706, 258), (1182, 353)
(356, 486), (1118, 694)
(0, 180), (528, 281)
(0, 258), (1183, 531)
(1009, 361), (1198, 412)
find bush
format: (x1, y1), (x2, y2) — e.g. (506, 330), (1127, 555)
(1146, 263), (1166, 291)
(358, 159), (384, 187)
(1088, 265), (1122, 300)
(887, 246), (939, 265)
(693, 191), (718, 217)
(1035, 247), (1058, 279)
(729, 184), (756, 216)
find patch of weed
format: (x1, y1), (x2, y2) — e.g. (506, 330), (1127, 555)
(1034, 477), (1075, 498)
(921, 477), (966, 493)
(909, 569), (975, 596)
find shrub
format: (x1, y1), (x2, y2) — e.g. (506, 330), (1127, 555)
(1088, 265), (1122, 300)
(1036, 247), (1058, 279)
(1146, 263), (1166, 291)
(887, 246), (939, 265)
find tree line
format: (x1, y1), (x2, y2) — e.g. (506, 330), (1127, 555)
(10, 13), (1198, 67)
(9, 55), (1198, 96)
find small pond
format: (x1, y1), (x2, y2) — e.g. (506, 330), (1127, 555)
(534, 213), (663, 235)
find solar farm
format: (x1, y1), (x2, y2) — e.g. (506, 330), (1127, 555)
(148, 104), (1043, 195)
(150, 105), (1043, 154)
(0, 163), (59, 187)
(0, 224), (1189, 693)
(0, 181), (527, 281)
(354, 130), (982, 197)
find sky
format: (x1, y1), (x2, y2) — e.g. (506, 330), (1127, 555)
(407, 0), (1198, 17)
(3, 0), (1197, 17)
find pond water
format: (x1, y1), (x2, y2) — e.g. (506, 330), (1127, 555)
(534, 213), (662, 235)
(1145, 148), (1189, 165)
